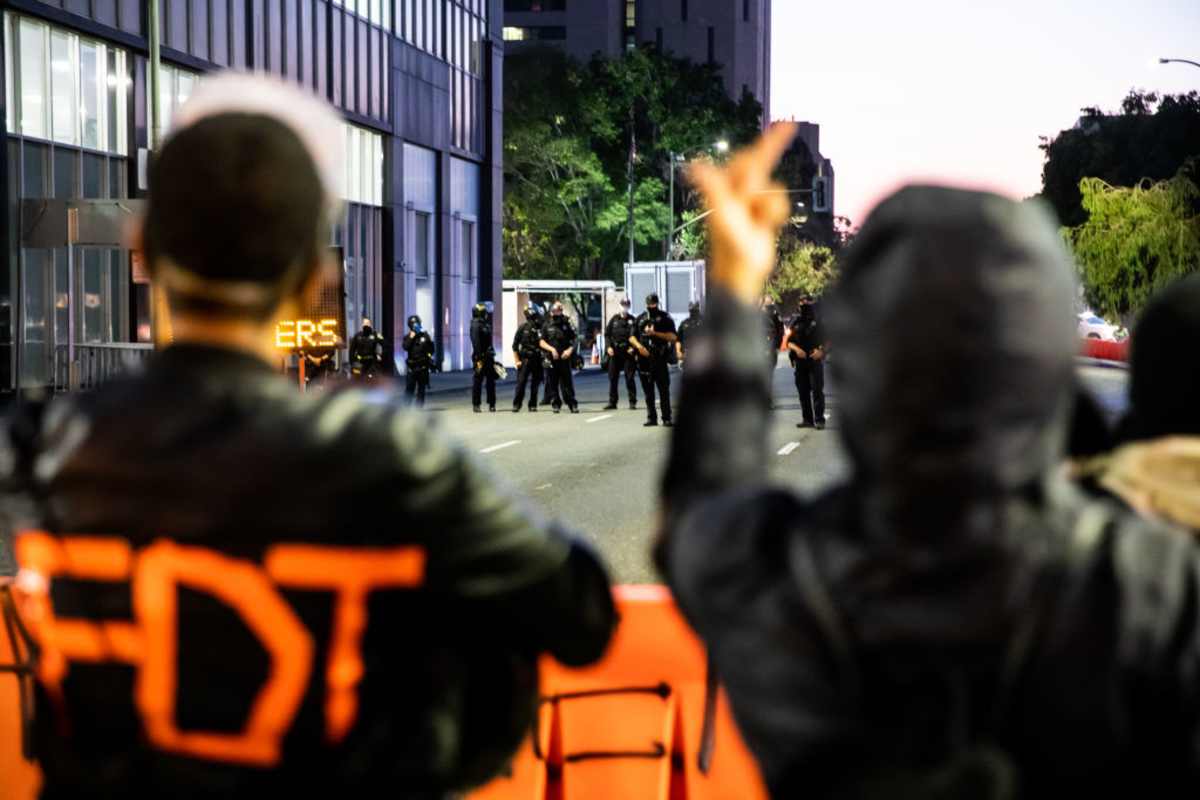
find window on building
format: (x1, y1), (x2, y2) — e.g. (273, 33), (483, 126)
(154, 63), (199, 136)
(461, 219), (475, 282)
(744, 0), (750, 22)
(7, 14), (129, 155)
(625, 0), (636, 29)
(414, 212), (431, 278)
(343, 122), (384, 206)
(681, 0), (688, 22)
(707, 26), (714, 63)
(503, 25), (564, 41)
(504, 0), (566, 10)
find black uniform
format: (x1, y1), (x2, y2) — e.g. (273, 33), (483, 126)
(635, 308), (677, 425)
(787, 307), (826, 425)
(471, 316), (497, 410)
(348, 325), (384, 380)
(676, 311), (703, 364)
(300, 348), (337, 387)
(764, 305), (784, 371)
(511, 319), (544, 411)
(403, 329), (436, 406)
(0, 344), (616, 799)
(605, 311), (639, 407)
(540, 314), (579, 413)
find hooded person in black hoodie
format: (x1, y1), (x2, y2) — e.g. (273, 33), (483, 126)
(659, 124), (1200, 797)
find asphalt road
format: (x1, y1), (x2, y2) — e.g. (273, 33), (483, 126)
(421, 361), (1130, 584)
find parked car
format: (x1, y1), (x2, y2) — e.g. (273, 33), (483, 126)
(1077, 311), (1127, 341)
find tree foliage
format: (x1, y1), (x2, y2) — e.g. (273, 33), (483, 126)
(503, 45), (763, 282)
(767, 242), (839, 309)
(1065, 164), (1200, 320)
(1038, 89), (1200, 227)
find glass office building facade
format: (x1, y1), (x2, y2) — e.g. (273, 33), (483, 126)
(1, 0), (503, 394)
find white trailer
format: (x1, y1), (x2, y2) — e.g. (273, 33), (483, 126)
(623, 261), (707, 326)
(500, 279), (617, 368)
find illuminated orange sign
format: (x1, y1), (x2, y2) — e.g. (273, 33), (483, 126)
(275, 318), (340, 350)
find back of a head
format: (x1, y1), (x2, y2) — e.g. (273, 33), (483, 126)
(144, 73), (343, 319)
(825, 186), (1078, 512)
(1126, 274), (1200, 441)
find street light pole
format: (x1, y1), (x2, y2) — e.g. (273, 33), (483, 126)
(1159, 57), (1200, 69)
(666, 141), (728, 259)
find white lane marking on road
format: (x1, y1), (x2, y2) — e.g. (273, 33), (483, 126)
(586, 414), (613, 423)
(535, 483), (553, 491)
(777, 441), (801, 456)
(480, 440), (521, 454)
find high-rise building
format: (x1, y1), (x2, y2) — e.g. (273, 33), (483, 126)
(2, 0), (504, 396)
(503, 0), (770, 123)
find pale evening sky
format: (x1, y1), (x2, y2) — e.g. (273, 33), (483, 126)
(770, 0), (1200, 226)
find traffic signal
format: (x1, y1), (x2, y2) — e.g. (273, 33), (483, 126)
(812, 176), (830, 213)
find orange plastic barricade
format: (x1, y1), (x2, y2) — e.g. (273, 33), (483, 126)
(470, 585), (769, 800)
(0, 584), (41, 800)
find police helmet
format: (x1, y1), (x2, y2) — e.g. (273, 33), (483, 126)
(688, 301), (701, 314)
(524, 303), (544, 321)
(646, 293), (660, 307)
(407, 315), (422, 331)
(473, 302), (487, 320)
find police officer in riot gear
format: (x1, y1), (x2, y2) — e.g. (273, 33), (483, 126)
(511, 303), (545, 412)
(404, 314), (436, 406)
(471, 302), (497, 412)
(603, 298), (639, 410)
(786, 294), (827, 429)
(632, 293), (677, 427)
(676, 301), (703, 367)
(540, 302), (580, 414)
(349, 317), (384, 381)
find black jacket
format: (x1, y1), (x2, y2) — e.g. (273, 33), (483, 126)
(539, 316), (576, 358)
(677, 315), (703, 353)
(512, 321), (543, 359)
(660, 187), (1200, 797)
(605, 313), (637, 355)
(349, 327), (383, 365)
(635, 310), (677, 360)
(470, 318), (495, 361)
(786, 312), (824, 356)
(0, 344), (615, 799)
(403, 331), (436, 370)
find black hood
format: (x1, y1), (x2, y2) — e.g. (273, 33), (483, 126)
(825, 186), (1077, 533)
(1126, 274), (1200, 441)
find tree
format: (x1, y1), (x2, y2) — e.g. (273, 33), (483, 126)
(1064, 164), (1200, 321)
(502, 45), (763, 282)
(1038, 89), (1200, 227)
(767, 242), (839, 311)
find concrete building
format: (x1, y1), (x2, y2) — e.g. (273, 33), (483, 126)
(503, 0), (770, 122)
(2, 0), (504, 397)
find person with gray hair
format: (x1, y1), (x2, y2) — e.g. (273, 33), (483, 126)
(658, 125), (1200, 796)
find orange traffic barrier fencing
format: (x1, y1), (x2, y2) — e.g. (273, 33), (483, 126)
(1, 584), (41, 800)
(470, 585), (768, 800)
(0, 584), (765, 800)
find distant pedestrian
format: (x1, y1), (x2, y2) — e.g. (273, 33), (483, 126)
(632, 293), (677, 427)
(540, 302), (580, 414)
(511, 303), (545, 412)
(403, 314), (436, 406)
(604, 298), (639, 410)
(676, 301), (703, 367)
(470, 302), (497, 413)
(786, 294), (827, 429)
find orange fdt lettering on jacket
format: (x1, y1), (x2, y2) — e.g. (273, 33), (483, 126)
(14, 532), (426, 766)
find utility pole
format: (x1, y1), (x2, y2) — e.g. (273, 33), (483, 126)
(627, 108), (636, 266)
(148, 0), (165, 346)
